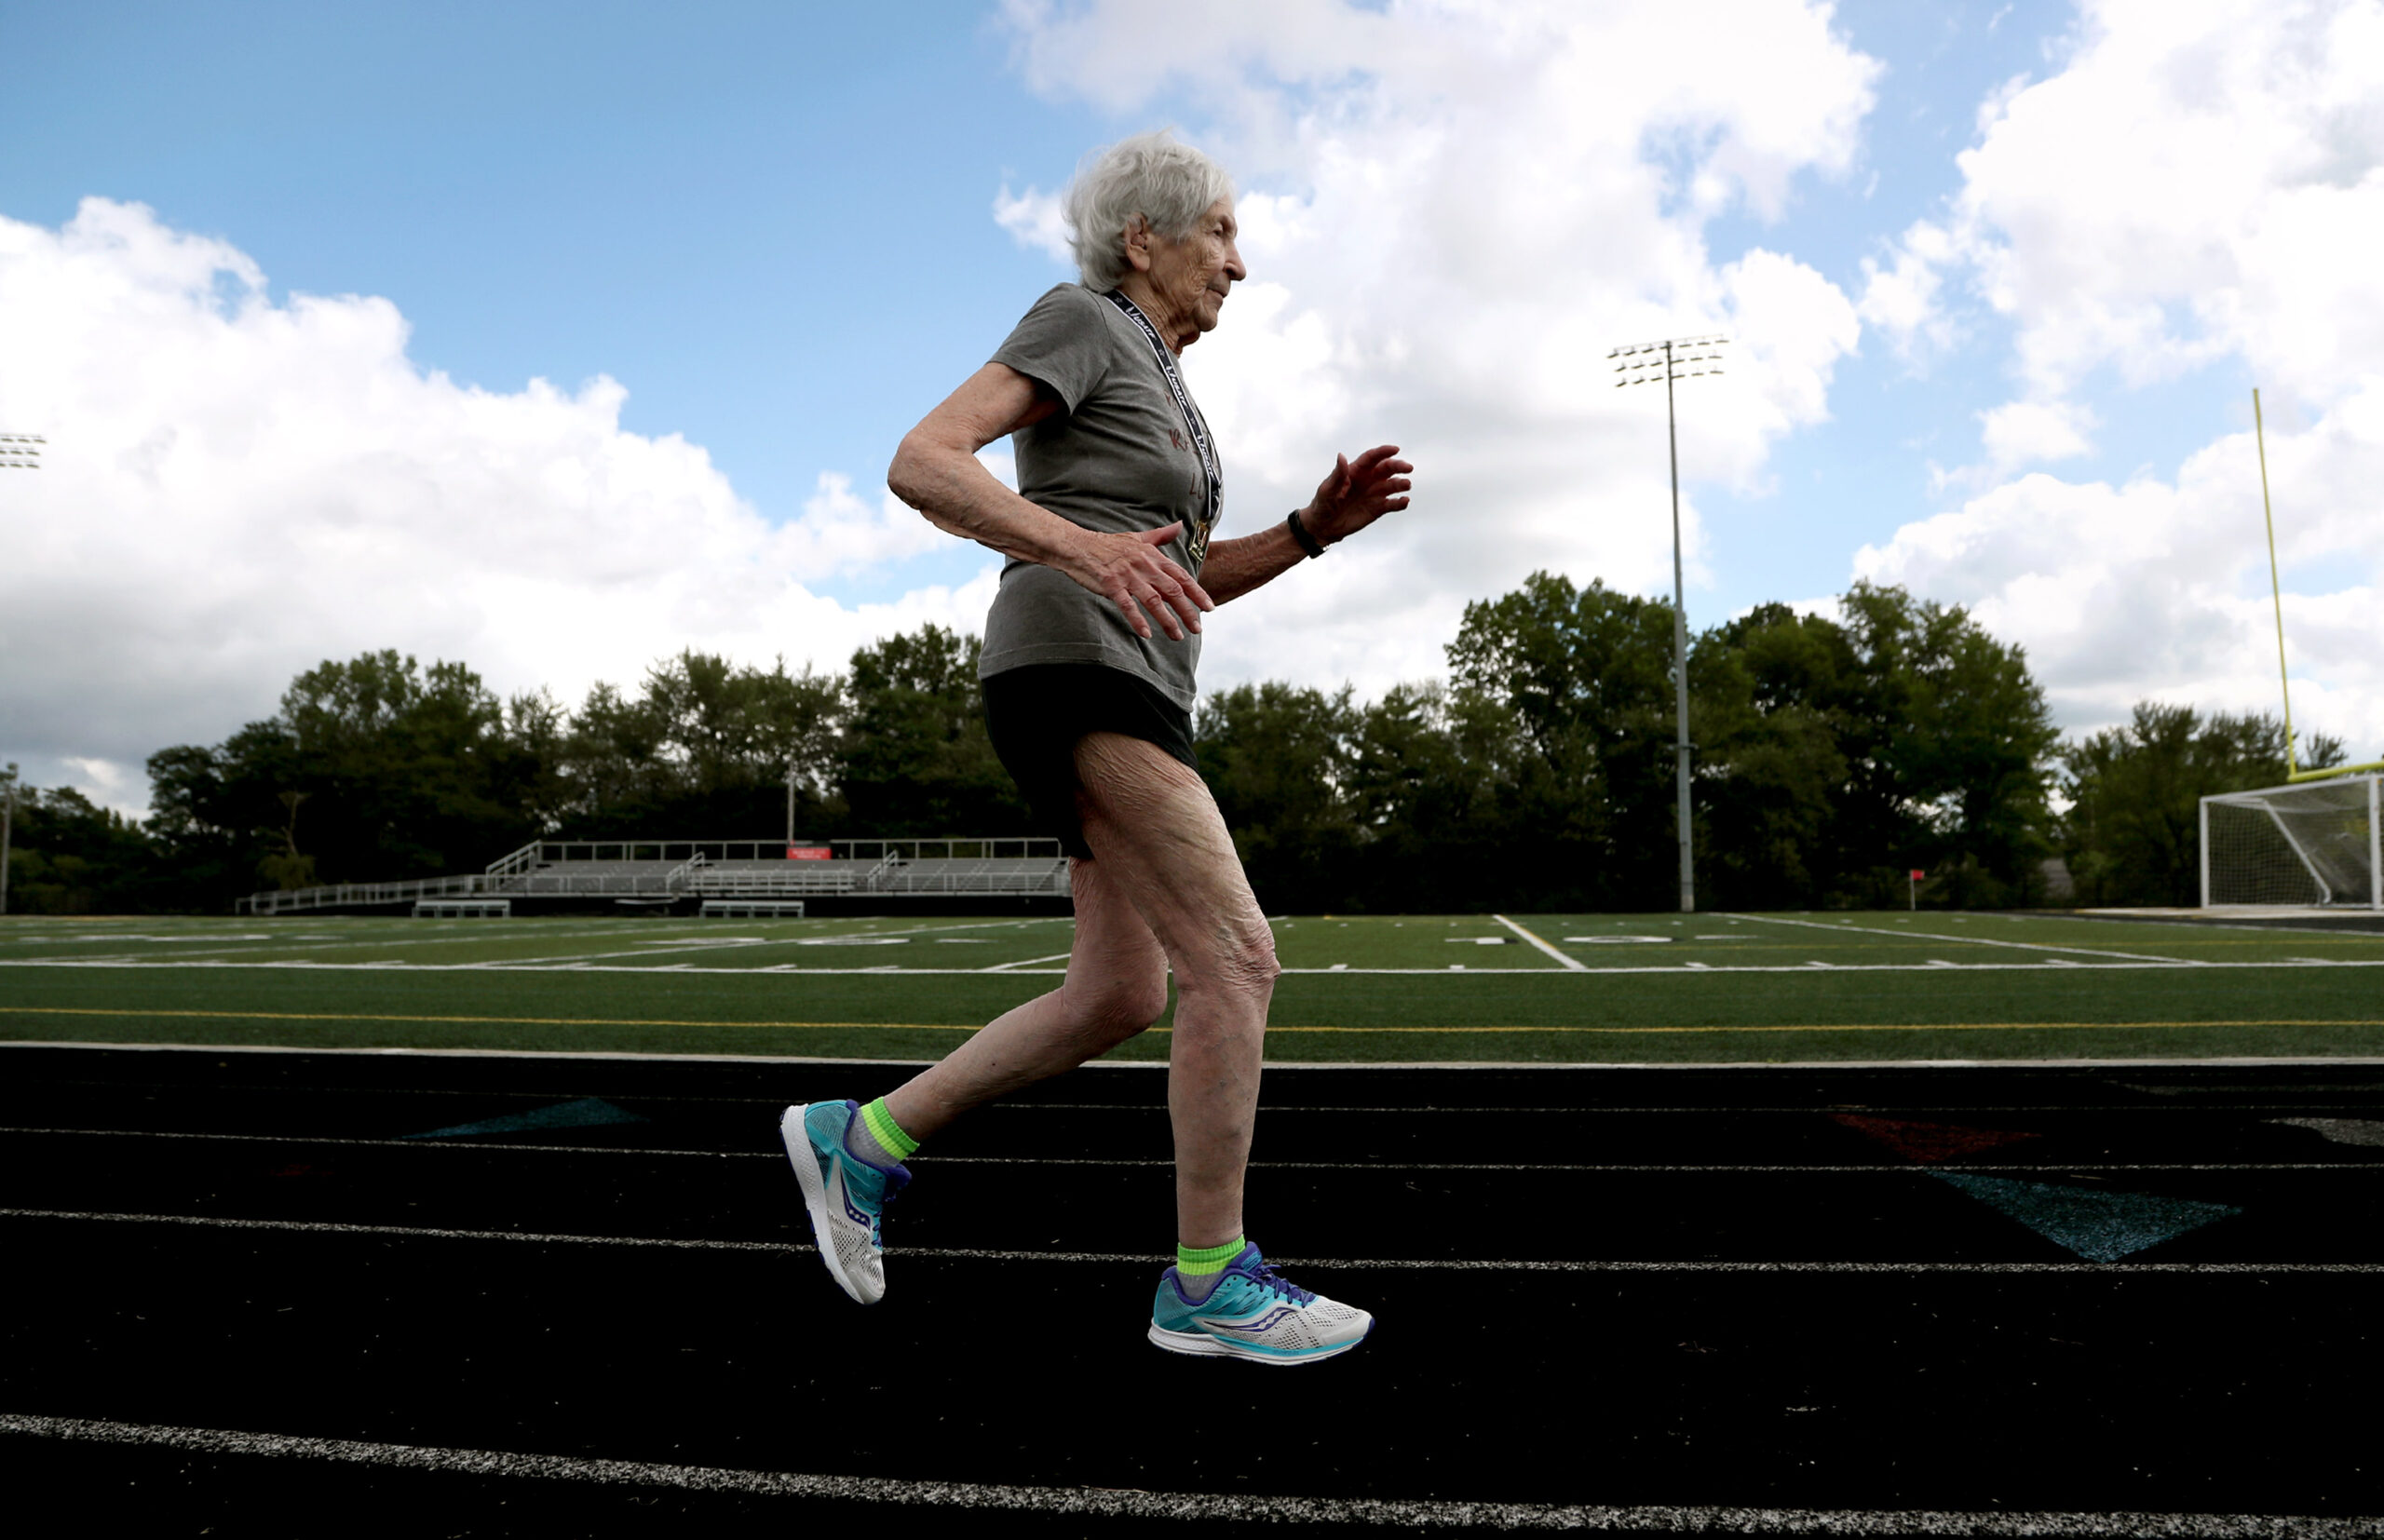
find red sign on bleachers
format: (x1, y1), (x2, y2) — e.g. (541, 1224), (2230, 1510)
(787, 846), (833, 860)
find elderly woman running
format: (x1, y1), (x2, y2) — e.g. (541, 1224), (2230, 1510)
(781, 131), (1411, 1365)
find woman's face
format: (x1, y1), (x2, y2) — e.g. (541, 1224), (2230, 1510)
(1143, 198), (1245, 341)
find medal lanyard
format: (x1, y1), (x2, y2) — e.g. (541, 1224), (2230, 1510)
(1101, 290), (1223, 549)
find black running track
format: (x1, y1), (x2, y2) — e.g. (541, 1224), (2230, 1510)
(4, 1044), (2383, 1537)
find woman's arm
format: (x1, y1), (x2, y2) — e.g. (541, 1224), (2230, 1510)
(887, 363), (1213, 642)
(1201, 444), (1413, 605)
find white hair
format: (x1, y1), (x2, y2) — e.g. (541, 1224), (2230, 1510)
(1064, 129), (1236, 291)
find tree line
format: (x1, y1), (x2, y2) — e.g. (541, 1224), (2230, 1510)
(2, 574), (2348, 915)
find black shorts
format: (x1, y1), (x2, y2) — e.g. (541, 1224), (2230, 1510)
(982, 664), (1198, 859)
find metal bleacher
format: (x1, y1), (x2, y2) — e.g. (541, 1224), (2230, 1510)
(237, 837), (1069, 915)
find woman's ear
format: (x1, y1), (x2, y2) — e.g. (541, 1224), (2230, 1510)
(1122, 214), (1154, 274)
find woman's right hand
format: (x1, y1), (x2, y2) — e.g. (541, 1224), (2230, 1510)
(1060, 522), (1215, 642)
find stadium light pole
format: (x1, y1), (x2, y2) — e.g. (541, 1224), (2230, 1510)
(2, 433), (46, 911)
(1608, 335), (1727, 913)
(2, 437), (46, 911)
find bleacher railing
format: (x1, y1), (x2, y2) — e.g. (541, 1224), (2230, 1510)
(237, 837), (1069, 912)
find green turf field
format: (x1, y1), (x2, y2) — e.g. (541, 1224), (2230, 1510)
(3, 910), (2379, 1063)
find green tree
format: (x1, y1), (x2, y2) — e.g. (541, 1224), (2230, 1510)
(1768, 583), (2057, 908)
(837, 626), (1026, 833)
(1196, 681), (1361, 911)
(1689, 602), (1862, 909)
(1344, 682), (1521, 911)
(566, 651), (846, 836)
(275, 651), (541, 880)
(2059, 703), (2341, 906)
(1443, 572), (1682, 907)
(1, 785), (165, 913)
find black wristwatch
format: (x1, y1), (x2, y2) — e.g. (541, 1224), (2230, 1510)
(1286, 509), (1326, 559)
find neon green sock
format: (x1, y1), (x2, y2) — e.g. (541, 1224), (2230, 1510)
(850, 1097), (918, 1166)
(1172, 1239), (1249, 1296)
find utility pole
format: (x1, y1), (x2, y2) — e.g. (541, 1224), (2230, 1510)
(1, 763), (18, 917)
(785, 765), (799, 848)
(1609, 335), (1728, 913)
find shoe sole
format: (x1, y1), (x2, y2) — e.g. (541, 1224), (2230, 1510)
(1146, 1321), (1371, 1364)
(780, 1105), (879, 1305)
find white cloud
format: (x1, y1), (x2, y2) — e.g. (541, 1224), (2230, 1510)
(993, 183), (1073, 265)
(1858, 384), (2384, 753)
(1977, 398), (2096, 471)
(994, 0), (1880, 691)
(1856, 217), (1959, 364)
(0, 198), (994, 815)
(1853, 0), (2384, 752)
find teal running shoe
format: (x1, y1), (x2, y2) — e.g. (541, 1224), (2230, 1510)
(1147, 1243), (1372, 1364)
(781, 1101), (910, 1304)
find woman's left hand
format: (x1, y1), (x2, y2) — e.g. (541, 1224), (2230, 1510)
(1299, 445), (1413, 547)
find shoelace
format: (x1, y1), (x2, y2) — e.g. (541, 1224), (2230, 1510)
(1246, 1258), (1316, 1305)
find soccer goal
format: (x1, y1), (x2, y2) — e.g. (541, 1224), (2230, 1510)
(2201, 773), (2382, 910)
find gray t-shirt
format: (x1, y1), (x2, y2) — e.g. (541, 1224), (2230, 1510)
(978, 283), (1218, 709)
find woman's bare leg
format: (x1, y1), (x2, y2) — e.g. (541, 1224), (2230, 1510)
(881, 852), (1168, 1141)
(1069, 733), (1278, 1251)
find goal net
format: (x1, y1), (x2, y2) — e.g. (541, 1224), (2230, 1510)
(2201, 773), (2382, 910)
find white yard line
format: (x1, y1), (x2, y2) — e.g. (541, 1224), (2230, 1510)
(1494, 914), (1589, 971)
(1723, 912), (2199, 965)
(983, 952), (1075, 971)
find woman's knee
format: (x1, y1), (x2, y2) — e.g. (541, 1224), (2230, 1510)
(1178, 921), (1280, 1002)
(1069, 970), (1172, 1039)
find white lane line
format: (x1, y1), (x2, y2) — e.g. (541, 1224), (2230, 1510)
(3, 1126), (2376, 1176)
(10, 1414), (2376, 1535)
(1493, 914), (1588, 971)
(7, 1209), (2382, 1274)
(17, 957), (2382, 978)
(1725, 912), (2196, 966)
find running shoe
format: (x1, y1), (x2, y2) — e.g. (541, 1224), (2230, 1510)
(781, 1101), (910, 1304)
(1147, 1243), (1373, 1364)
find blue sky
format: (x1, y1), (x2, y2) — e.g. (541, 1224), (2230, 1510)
(8, 0), (2100, 611)
(3, 0), (2379, 809)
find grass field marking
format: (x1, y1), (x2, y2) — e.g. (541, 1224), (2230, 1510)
(1726, 912), (2197, 966)
(7, 1005), (2383, 1037)
(983, 952), (1075, 971)
(1494, 913), (1589, 970)
(494, 913), (1068, 969)
(0, 1005), (986, 1032)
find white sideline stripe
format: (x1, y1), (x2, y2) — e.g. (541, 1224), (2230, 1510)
(1494, 914), (1588, 970)
(13, 957), (2384, 978)
(19, 958), (2384, 981)
(4, 1126), (2377, 1176)
(6, 1209), (2383, 1274)
(7, 1414), (2375, 1535)
(11, 1037), (2384, 1077)
(1724, 912), (2193, 966)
